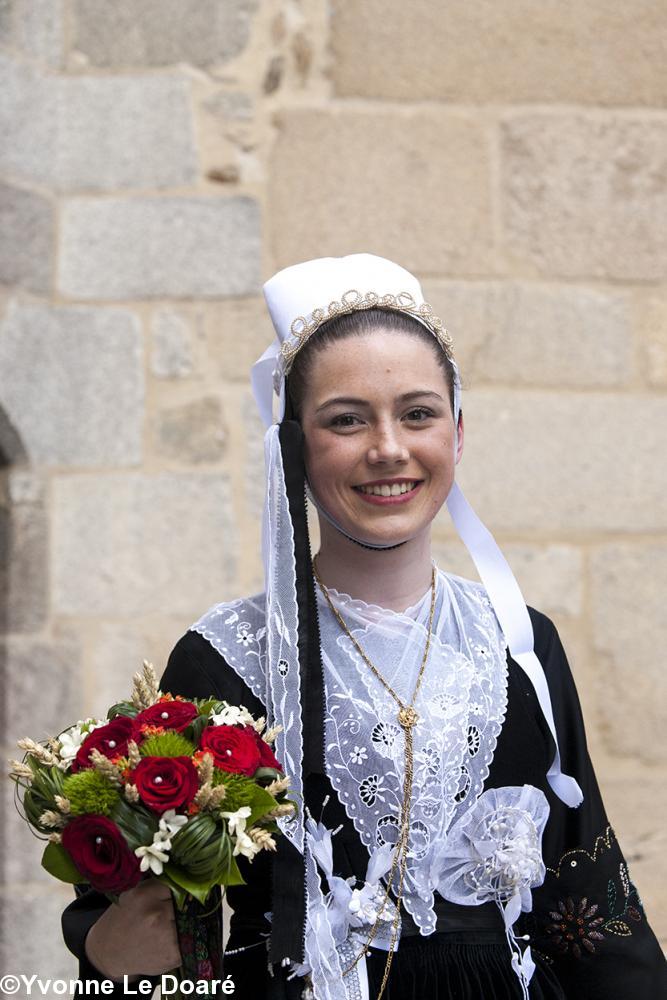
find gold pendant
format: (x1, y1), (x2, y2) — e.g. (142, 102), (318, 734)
(397, 705), (418, 729)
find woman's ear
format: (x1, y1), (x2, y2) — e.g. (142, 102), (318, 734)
(455, 410), (464, 464)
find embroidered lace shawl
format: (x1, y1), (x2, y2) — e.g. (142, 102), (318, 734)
(191, 568), (508, 935)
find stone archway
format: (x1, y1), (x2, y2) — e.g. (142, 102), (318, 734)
(0, 397), (81, 981)
(0, 405), (51, 976)
(0, 405), (28, 977)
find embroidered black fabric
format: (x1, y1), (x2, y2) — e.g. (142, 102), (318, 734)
(63, 615), (667, 998)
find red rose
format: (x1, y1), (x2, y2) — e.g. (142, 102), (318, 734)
(199, 725), (261, 776)
(133, 756), (199, 813)
(73, 717), (136, 772)
(61, 815), (141, 894)
(134, 700), (198, 734)
(250, 729), (283, 771)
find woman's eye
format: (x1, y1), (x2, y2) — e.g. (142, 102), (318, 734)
(330, 413), (362, 428)
(329, 409), (435, 427)
(405, 407), (434, 421)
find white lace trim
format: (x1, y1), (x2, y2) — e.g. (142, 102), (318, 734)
(191, 596), (268, 706)
(190, 570), (508, 938)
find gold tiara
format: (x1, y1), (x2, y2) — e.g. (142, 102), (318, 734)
(279, 289), (454, 374)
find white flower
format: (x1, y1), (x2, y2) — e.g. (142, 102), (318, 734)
(159, 809), (188, 838)
(224, 806), (263, 859)
(358, 773), (386, 807)
(210, 704), (255, 727)
(349, 746), (368, 765)
(235, 623), (254, 647)
(134, 812), (188, 875)
(56, 719), (105, 769)
(221, 805), (252, 838)
(347, 883), (391, 927)
(135, 842), (170, 875)
(232, 829), (262, 859)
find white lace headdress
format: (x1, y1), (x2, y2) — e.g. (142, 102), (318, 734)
(242, 253), (582, 997)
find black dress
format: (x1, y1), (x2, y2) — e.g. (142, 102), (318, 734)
(62, 608), (666, 999)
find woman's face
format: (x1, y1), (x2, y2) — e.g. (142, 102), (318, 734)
(300, 329), (464, 548)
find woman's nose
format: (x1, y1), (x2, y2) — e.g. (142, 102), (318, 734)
(367, 424), (409, 464)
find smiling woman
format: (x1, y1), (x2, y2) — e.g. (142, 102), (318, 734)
(62, 254), (666, 1000)
(291, 318), (464, 608)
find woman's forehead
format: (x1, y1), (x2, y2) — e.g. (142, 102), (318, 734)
(311, 327), (442, 369)
(306, 334), (450, 398)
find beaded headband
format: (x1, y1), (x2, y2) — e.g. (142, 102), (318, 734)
(277, 289), (455, 380)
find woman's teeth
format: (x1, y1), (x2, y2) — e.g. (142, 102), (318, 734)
(356, 481), (417, 497)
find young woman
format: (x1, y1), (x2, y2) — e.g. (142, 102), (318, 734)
(63, 254), (666, 999)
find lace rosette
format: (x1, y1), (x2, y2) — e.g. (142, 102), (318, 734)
(436, 784), (550, 998)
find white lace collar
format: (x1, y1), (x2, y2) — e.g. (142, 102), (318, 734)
(191, 569), (509, 937)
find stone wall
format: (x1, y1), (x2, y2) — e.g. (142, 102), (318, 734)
(1, 0), (665, 988)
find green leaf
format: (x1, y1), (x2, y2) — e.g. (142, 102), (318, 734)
(220, 853), (245, 886)
(41, 842), (83, 884)
(26, 755), (43, 776)
(186, 713), (209, 745)
(162, 863), (215, 906)
(110, 798), (158, 850)
(23, 766), (66, 830)
(170, 815), (232, 880)
(107, 702), (139, 720)
(196, 699), (222, 715)
(604, 918), (632, 936)
(253, 766), (282, 786)
(607, 879), (617, 915)
(245, 784), (279, 826)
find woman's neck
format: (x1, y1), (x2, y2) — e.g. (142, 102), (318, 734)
(314, 521), (434, 613)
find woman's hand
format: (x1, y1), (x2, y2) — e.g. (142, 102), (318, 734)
(84, 880), (181, 981)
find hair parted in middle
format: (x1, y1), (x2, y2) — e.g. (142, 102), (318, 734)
(285, 307), (459, 421)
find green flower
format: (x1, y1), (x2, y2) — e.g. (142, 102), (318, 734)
(211, 771), (254, 813)
(139, 733), (196, 758)
(62, 770), (121, 817)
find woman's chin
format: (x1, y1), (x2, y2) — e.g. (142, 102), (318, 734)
(337, 514), (419, 549)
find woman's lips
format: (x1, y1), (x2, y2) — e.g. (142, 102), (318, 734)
(352, 482), (424, 506)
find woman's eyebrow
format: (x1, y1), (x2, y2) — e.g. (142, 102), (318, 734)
(315, 390), (444, 413)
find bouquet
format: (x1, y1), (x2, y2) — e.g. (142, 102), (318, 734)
(8, 661), (295, 986)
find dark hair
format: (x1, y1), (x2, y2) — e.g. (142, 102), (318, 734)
(285, 308), (457, 420)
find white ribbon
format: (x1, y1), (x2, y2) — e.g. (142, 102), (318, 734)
(446, 483), (583, 808)
(251, 340), (280, 428)
(303, 818), (400, 1000)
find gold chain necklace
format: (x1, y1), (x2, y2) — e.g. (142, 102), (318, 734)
(312, 556), (437, 1000)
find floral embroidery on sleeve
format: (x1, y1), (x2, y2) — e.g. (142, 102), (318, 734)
(545, 896), (604, 957)
(534, 826), (645, 961)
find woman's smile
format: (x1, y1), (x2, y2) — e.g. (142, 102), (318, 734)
(352, 478), (424, 505)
